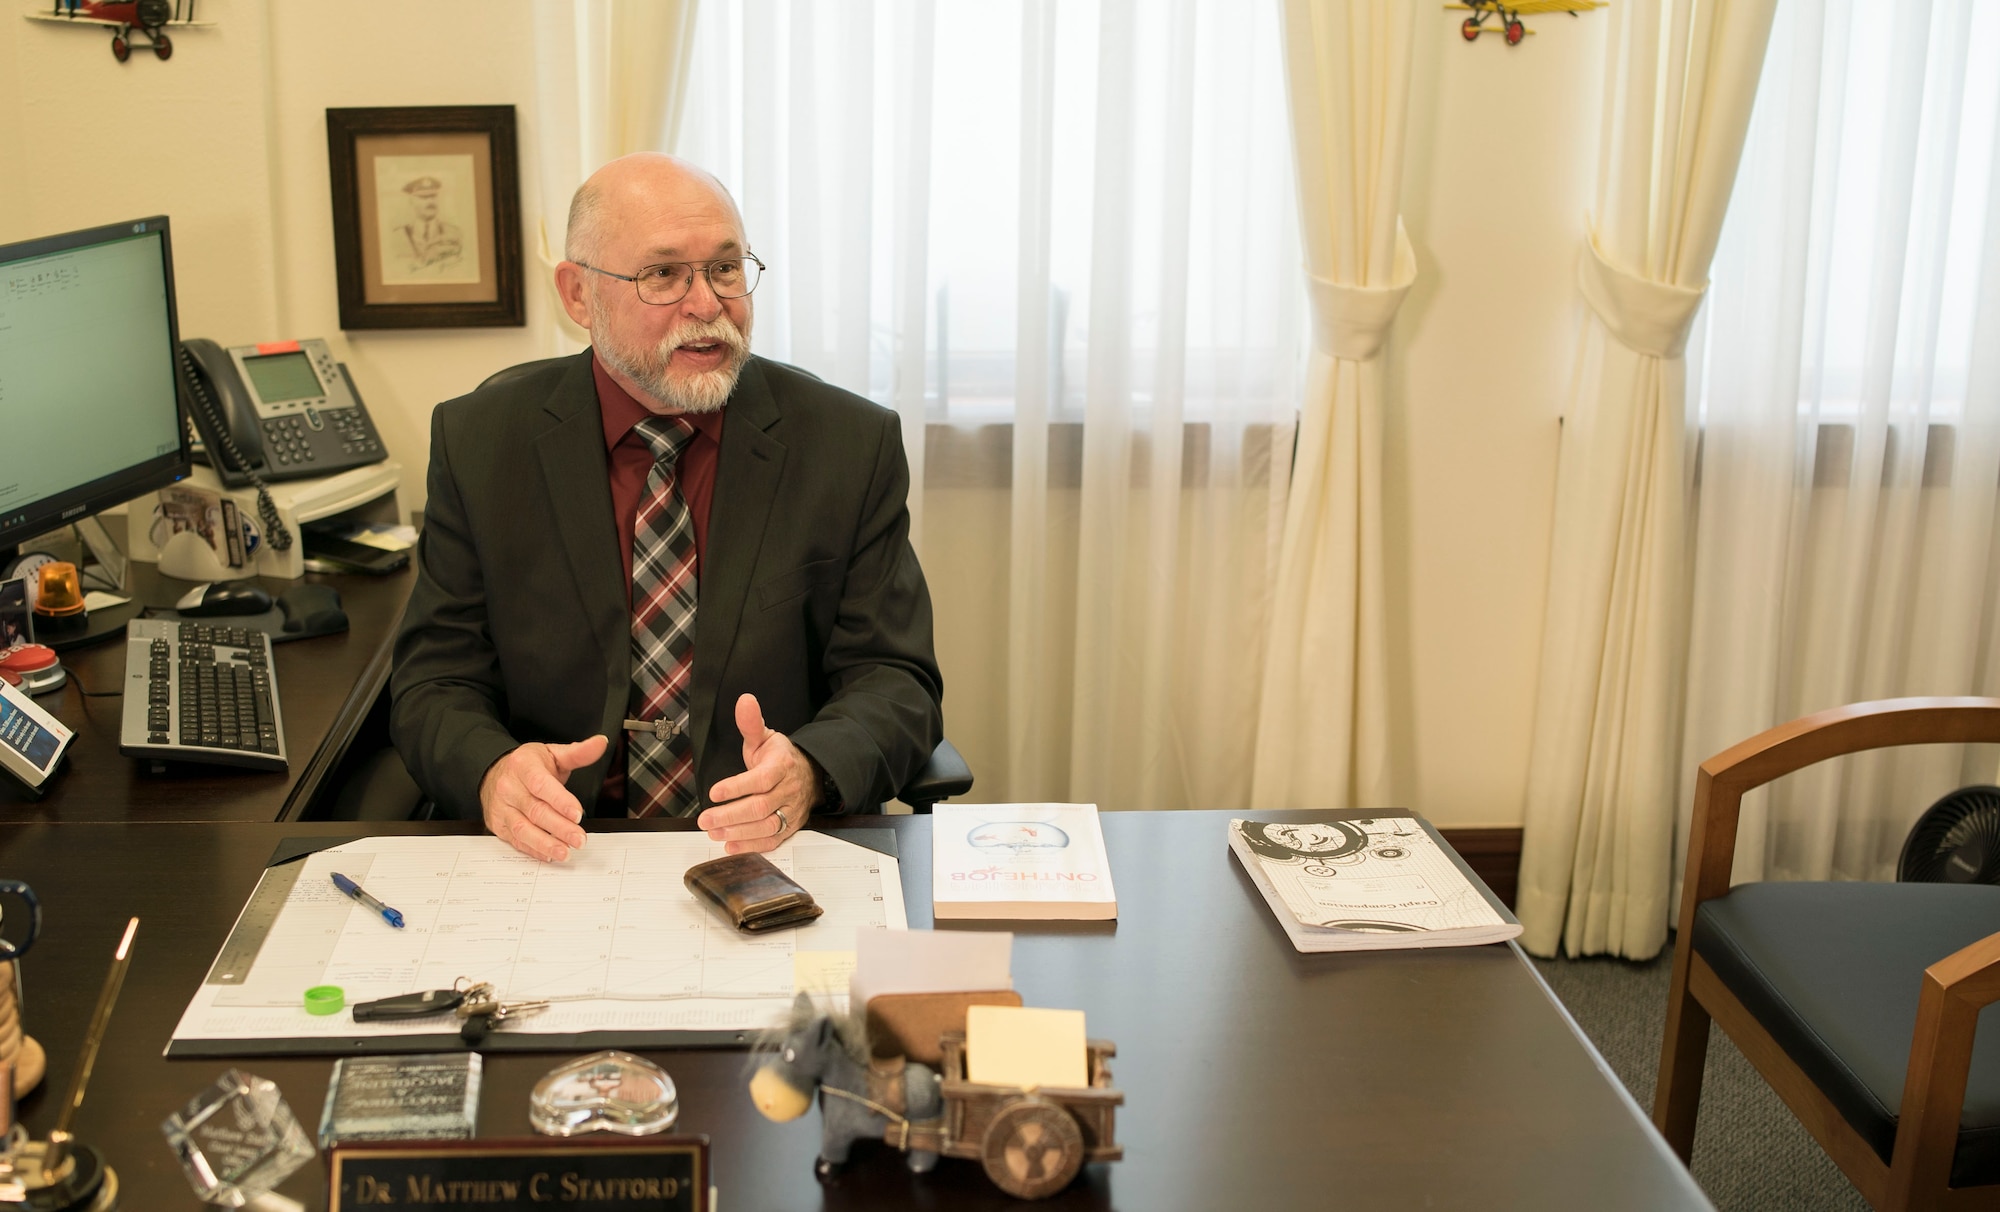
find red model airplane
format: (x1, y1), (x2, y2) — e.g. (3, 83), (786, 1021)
(40, 0), (200, 62)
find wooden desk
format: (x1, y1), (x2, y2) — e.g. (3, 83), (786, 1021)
(0, 557), (413, 823)
(0, 810), (1712, 1211)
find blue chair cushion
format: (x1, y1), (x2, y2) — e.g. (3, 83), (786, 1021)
(1693, 882), (2000, 1187)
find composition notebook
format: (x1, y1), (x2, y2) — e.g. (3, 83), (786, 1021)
(1229, 816), (1521, 952)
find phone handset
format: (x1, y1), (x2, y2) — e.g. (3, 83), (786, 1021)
(177, 338), (265, 473)
(175, 340), (294, 553)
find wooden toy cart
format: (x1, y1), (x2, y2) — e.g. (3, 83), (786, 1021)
(898, 1030), (1124, 1200)
(864, 990), (1125, 1199)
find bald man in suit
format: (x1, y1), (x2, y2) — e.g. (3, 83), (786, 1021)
(391, 154), (942, 860)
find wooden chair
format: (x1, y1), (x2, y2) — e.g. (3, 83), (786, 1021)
(1656, 697), (2000, 1211)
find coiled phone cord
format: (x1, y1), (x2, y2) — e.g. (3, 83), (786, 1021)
(175, 345), (294, 553)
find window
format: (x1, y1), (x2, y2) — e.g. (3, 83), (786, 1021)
(676, 0), (1306, 430)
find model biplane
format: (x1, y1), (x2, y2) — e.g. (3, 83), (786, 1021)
(1446, 0), (1608, 46)
(29, 0), (207, 62)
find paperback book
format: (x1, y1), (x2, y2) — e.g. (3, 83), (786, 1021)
(1228, 817), (1521, 951)
(931, 803), (1117, 920)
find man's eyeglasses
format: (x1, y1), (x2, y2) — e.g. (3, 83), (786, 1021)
(574, 254), (765, 306)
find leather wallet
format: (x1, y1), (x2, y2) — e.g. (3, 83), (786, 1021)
(683, 852), (824, 932)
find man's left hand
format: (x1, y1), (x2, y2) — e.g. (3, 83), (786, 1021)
(699, 693), (817, 853)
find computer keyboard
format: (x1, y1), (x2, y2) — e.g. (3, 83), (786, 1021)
(119, 618), (288, 772)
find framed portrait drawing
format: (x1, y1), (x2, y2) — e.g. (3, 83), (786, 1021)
(326, 106), (524, 329)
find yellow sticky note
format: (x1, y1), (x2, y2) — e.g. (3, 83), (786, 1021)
(793, 951), (857, 995)
(966, 1004), (1087, 1090)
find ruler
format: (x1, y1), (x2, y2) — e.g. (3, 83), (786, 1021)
(204, 860), (305, 985)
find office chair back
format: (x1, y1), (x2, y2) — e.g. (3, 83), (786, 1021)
(477, 357), (573, 394)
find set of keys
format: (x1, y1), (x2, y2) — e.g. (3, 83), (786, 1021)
(351, 977), (550, 1044)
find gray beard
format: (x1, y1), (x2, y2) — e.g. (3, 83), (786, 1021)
(590, 304), (750, 414)
(599, 341), (744, 414)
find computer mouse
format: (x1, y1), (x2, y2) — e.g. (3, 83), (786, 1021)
(175, 582), (275, 617)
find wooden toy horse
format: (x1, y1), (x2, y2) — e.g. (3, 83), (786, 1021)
(749, 993), (943, 1178)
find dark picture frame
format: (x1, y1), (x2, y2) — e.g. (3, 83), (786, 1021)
(326, 106), (524, 329)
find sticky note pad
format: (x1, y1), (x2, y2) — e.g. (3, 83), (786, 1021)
(966, 1004), (1087, 1090)
(793, 951), (857, 995)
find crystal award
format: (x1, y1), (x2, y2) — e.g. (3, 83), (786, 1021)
(318, 1053), (480, 1149)
(162, 1069), (315, 1206)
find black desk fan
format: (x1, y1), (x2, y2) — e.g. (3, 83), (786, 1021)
(1899, 785), (2000, 883)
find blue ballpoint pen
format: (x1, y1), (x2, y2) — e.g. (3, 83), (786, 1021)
(331, 872), (406, 928)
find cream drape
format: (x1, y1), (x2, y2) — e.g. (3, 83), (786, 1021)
(530, 0), (701, 349)
(1517, 0), (1780, 959)
(1250, 0), (1416, 811)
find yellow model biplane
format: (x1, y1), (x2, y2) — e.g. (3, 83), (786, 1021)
(1446, 0), (1608, 45)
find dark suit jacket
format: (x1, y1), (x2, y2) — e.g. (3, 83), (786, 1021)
(389, 352), (943, 819)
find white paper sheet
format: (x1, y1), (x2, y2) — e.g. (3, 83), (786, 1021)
(170, 831), (905, 1045)
(850, 928), (1012, 1008)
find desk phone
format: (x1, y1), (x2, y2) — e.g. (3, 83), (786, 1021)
(178, 336), (387, 487)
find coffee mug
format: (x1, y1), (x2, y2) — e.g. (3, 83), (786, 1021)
(0, 880), (40, 960)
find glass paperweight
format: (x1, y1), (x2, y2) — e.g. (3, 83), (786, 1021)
(161, 1069), (315, 1207)
(530, 1050), (678, 1137)
(318, 1053), (481, 1149)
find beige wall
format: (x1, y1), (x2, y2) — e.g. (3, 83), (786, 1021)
(0, 0), (563, 521)
(1, 3), (1610, 828)
(1386, 14), (1605, 826)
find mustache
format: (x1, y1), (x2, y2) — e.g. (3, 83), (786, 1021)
(665, 316), (749, 358)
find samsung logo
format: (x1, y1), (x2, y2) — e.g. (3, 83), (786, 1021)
(61, 504), (86, 519)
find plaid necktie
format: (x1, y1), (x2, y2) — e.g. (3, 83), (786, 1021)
(627, 416), (699, 818)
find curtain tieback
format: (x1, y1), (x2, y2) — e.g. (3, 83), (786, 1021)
(1576, 229), (1707, 359)
(1305, 218), (1419, 362)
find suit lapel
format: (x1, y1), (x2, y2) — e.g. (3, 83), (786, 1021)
(533, 356), (631, 758)
(691, 358), (787, 768)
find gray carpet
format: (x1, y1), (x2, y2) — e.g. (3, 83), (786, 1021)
(1533, 941), (1872, 1212)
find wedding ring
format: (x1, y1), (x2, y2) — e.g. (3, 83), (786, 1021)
(774, 808), (789, 836)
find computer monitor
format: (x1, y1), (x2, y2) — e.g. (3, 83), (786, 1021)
(0, 216), (192, 564)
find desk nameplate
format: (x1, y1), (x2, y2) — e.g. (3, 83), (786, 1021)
(329, 1137), (708, 1211)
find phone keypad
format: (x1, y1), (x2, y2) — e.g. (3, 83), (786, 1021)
(259, 409), (381, 472)
(262, 415), (317, 467)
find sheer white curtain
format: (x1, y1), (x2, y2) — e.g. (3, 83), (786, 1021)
(531, 0), (703, 349)
(1250, 0), (1416, 811)
(677, 0), (1306, 811)
(1678, 0), (2000, 890)
(1516, 0), (1780, 959)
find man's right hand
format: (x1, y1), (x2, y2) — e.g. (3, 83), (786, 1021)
(479, 735), (607, 862)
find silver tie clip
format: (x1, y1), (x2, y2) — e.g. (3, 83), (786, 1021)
(622, 717), (684, 740)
